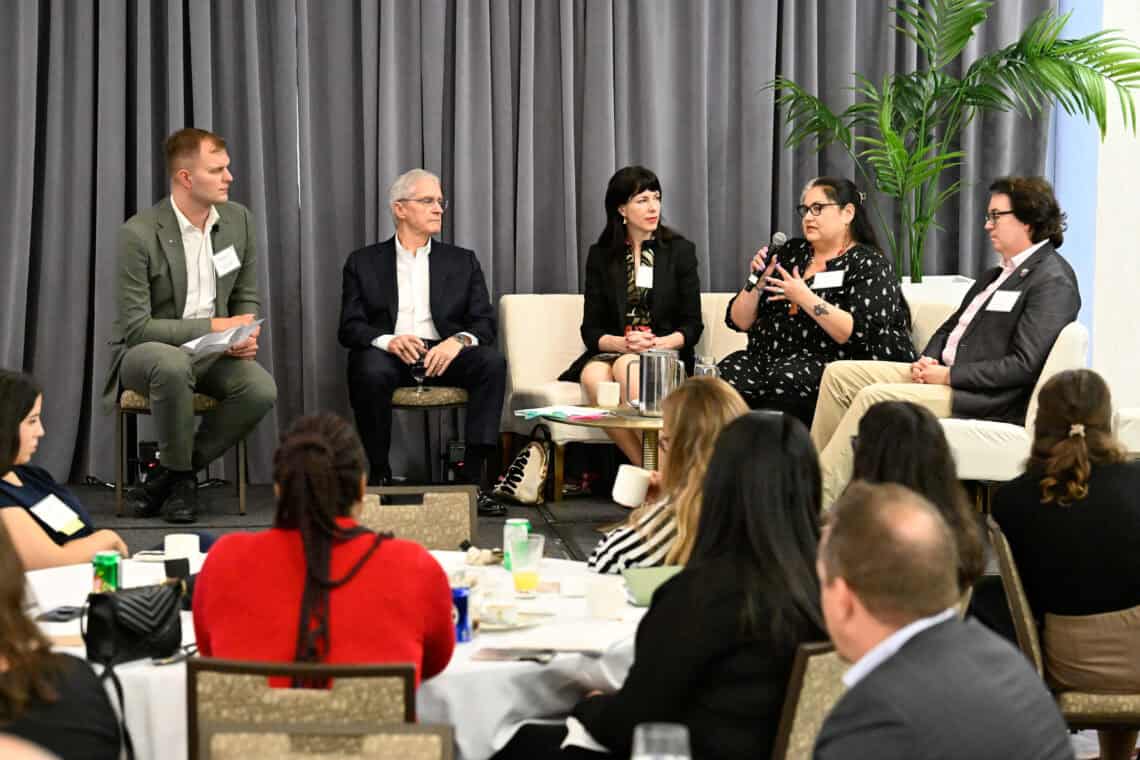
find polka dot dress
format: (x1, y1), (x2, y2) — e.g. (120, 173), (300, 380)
(717, 240), (916, 410)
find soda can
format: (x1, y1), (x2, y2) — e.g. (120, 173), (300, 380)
(452, 587), (472, 643)
(92, 550), (121, 593)
(502, 518), (531, 571)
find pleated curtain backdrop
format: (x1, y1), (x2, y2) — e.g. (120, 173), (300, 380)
(0, 0), (1054, 483)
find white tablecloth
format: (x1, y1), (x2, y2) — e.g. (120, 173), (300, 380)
(26, 551), (643, 760)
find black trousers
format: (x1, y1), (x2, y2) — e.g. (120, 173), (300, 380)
(347, 343), (507, 483)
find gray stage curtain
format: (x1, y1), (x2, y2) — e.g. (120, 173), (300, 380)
(0, 0), (1053, 483)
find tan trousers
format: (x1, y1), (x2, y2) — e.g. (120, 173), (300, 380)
(811, 361), (953, 507)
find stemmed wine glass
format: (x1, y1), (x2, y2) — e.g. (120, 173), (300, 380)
(411, 353), (428, 393)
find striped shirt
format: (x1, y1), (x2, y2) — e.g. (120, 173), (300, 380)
(587, 499), (678, 574)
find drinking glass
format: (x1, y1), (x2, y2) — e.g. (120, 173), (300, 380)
(510, 534), (545, 595)
(693, 355), (719, 377)
(411, 355), (428, 393)
(631, 723), (691, 760)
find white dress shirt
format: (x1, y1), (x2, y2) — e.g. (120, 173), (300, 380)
(171, 197), (220, 320)
(372, 237), (478, 351)
(940, 240), (1045, 366)
(842, 607), (957, 689)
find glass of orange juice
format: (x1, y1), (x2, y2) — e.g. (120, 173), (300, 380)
(511, 534), (545, 596)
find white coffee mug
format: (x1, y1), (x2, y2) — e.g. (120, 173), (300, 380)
(586, 575), (627, 620)
(164, 533), (200, 559)
(596, 381), (621, 408)
(612, 464), (652, 507)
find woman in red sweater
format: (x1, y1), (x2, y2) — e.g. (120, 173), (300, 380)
(192, 413), (454, 685)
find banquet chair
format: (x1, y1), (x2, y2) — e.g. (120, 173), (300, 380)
(770, 642), (849, 760)
(186, 659), (416, 760)
(391, 386), (468, 483)
(986, 517), (1140, 740)
(207, 724), (454, 760)
(115, 390), (248, 515)
(360, 485), (476, 551)
(941, 321), (1088, 512)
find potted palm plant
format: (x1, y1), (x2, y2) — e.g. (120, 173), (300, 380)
(770, 0), (1140, 281)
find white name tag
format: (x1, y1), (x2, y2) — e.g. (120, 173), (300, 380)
(212, 245), (241, 277)
(636, 264), (654, 289)
(811, 269), (845, 289)
(986, 290), (1021, 312)
(30, 494), (85, 536)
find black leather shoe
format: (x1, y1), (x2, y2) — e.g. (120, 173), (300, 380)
(126, 466), (186, 518)
(162, 478), (199, 524)
(476, 491), (508, 518)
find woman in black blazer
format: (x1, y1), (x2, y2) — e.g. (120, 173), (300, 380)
(560, 166), (703, 465)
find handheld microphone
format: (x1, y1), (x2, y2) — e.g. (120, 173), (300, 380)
(744, 231), (787, 292)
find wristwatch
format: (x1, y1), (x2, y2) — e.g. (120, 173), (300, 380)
(452, 334), (472, 348)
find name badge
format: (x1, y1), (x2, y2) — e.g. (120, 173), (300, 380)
(30, 494), (85, 536)
(986, 290), (1020, 312)
(212, 245), (241, 277)
(636, 264), (654, 289)
(811, 269), (845, 289)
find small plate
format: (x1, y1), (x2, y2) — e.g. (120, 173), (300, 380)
(479, 618), (543, 632)
(132, 551), (167, 563)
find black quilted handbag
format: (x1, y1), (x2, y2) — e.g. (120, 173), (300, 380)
(82, 580), (183, 665)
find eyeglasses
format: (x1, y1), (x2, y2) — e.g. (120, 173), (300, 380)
(796, 202), (841, 218)
(983, 209), (1015, 225)
(399, 196), (449, 211)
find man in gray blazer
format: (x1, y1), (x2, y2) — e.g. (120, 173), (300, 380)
(104, 128), (276, 522)
(811, 177), (1081, 504)
(814, 482), (1073, 760)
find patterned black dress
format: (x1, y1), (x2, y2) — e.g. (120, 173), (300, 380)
(717, 239), (916, 422)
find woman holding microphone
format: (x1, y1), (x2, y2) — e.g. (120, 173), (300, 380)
(560, 166), (703, 466)
(717, 177), (914, 425)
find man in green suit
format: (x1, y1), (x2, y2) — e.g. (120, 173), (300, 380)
(104, 128), (277, 523)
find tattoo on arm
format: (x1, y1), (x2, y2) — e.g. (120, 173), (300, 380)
(812, 302), (830, 317)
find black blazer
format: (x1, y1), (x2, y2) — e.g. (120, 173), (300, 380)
(559, 236), (703, 381)
(814, 618), (1073, 760)
(922, 244), (1080, 424)
(338, 236), (496, 350)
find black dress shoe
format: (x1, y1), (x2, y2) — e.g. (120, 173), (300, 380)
(162, 478), (199, 524)
(476, 491), (508, 518)
(126, 466), (188, 518)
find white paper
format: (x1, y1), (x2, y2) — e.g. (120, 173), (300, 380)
(635, 264), (654, 289)
(212, 245), (240, 277)
(30, 495), (85, 536)
(514, 406), (614, 420)
(986, 290), (1020, 312)
(811, 269), (845, 289)
(507, 621), (636, 655)
(180, 319), (264, 356)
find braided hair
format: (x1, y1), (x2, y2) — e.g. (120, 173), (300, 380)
(273, 414), (388, 684)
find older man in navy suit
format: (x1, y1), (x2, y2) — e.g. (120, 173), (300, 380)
(338, 169), (507, 514)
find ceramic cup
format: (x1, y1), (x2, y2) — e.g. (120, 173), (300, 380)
(163, 533), (200, 559)
(612, 464), (652, 508)
(596, 381), (621, 408)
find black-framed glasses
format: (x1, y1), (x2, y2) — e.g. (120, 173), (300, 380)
(796, 202), (841, 218)
(983, 209), (1015, 225)
(399, 196), (449, 211)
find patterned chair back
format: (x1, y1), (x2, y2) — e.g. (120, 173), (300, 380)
(187, 659), (415, 760)
(771, 642), (849, 760)
(359, 486), (476, 550)
(208, 724), (454, 760)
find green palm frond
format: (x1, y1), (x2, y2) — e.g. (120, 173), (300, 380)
(766, 77), (855, 151)
(892, 0), (992, 70)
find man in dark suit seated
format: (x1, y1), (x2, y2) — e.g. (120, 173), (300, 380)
(811, 176), (1081, 505)
(338, 169), (507, 515)
(814, 481), (1073, 760)
(107, 128), (277, 523)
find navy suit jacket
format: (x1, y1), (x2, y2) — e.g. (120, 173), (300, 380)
(922, 244), (1080, 424)
(338, 236), (496, 350)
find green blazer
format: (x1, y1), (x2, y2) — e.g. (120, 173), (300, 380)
(103, 197), (261, 411)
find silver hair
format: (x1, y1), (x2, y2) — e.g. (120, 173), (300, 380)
(389, 168), (440, 210)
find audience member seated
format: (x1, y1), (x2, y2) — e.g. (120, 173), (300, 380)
(339, 168), (507, 515)
(587, 377), (747, 573)
(560, 166), (704, 466)
(495, 411), (827, 759)
(718, 177), (914, 425)
(993, 369), (1140, 760)
(193, 413), (454, 685)
(0, 519), (121, 759)
(0, 370), (127, 569)
(109, 128), (277, 524)
(814, 482), (1073, 760)
(849, 400), (985, 594)
(811, 176), (1081, 505)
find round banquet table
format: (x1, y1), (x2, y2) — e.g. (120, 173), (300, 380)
(541, 410), (664, 468)
(26, 550), (644, 760)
